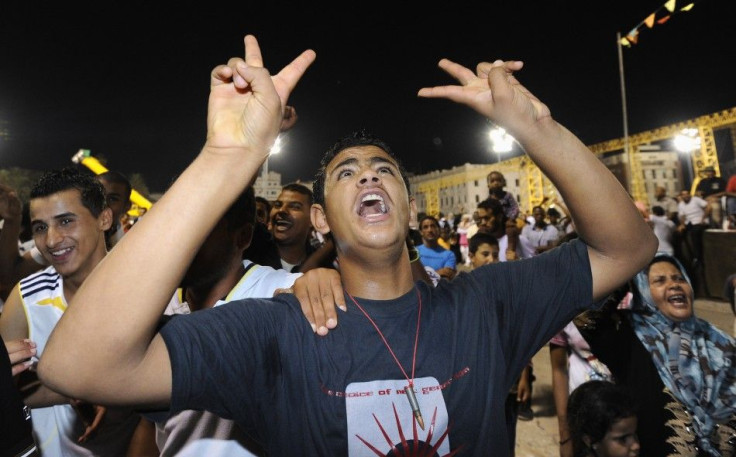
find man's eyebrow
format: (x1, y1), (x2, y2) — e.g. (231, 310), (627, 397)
(329, 156), (398, 177)
(370, 156), (398, 168)
(30, 212), (76, 226)
(329, 157), (358, 176)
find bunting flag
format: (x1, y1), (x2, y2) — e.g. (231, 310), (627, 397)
(619, 0), (697, 47)
(644, 13), (656, 28)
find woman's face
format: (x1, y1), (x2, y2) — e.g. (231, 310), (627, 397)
(590, 416), (639, 457)
(648, 260), (694, 322)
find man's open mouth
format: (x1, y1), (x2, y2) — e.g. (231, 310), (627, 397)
(359, 193), (387, 217)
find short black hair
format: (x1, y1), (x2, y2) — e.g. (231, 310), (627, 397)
(651, 205), (665, 217)
(280, 182), (313, 206)
(30, 167), (107, 217)
(547, 207), (561, 218)
(418, 215), (439, 229)
(312, 130), (410, 208)
(223, 187), (256, 231)
(97, 170), (132, 200)
(468, 232), (499, 254)
(255, 196), (272, 214)
(476, 197), (504, 215)
(567, 380), (637, 454)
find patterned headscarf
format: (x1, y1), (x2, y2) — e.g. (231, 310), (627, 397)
(630, 253), (736, 456)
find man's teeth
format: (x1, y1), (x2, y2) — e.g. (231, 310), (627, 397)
(362, 193), (382, 202)
(51, 248), (72, 257)
(361, 194), (387, 214)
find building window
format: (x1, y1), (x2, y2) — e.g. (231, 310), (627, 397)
(475, 195), (479, 203)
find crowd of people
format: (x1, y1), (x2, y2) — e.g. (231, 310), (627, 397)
(0, 33), (734, 457)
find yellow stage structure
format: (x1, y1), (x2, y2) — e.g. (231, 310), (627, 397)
(71, 149), (152, 216)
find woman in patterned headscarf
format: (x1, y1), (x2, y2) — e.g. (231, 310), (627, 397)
(576, 253), (736, 456)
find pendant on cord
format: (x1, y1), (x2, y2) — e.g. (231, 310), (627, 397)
(404, 382), (425, 430)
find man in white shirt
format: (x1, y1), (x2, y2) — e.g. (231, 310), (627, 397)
(677, 189), (709, 269)
(649, 205), (676, 255)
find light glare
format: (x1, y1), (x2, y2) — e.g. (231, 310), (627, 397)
(489, 127), (514, 153)
(270, 136), (282, 155)
(673, 128), (700, 153)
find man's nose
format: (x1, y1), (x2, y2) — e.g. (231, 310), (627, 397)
(358, 169), (381, 186)
(45, 226), (63, 246)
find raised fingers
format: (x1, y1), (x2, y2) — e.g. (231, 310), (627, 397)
(244, 35), (264, 68)
(437, 58), (477, 85)
(271, 49), (317, 107)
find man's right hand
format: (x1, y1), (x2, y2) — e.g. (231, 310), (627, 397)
(204, 35), (315, 165)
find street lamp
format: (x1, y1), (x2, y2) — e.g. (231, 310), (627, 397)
(262, 135), (283, 176)
(488, 126), (514, 163)
(270, 135), (283, 156)
(673, 128), (700, 153)
(673, 128), (700, 190)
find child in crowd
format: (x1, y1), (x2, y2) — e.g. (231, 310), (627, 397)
(566, 380), (640, 457)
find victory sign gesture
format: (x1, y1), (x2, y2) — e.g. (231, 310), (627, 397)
(206, 35), (316, 162)
(418, 59), (550, 143)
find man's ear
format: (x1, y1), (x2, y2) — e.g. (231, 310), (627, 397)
(311, 204), (331, 235)
(237, 223), (255, 251)
(98, 207), (113, 231)
(409, 197), (418, 229)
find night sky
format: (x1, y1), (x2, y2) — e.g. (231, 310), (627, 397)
(1, 1), (734, 193)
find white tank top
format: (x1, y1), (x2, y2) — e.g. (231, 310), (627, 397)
(20, 267), (138, 456)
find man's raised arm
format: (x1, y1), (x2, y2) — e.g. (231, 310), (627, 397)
(418, 59), (657, 299)
(38, 35), (316, 406)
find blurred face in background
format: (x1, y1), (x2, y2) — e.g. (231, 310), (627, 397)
(270, 190), (312, 247)
(255, 199), (270, 226)
(419, 217), (440, 244)
(475, 208), (502, 234)
(648, 260), (693, 322)
(588, 416), (640, 457)
(487, 172), (506, 194)
(470, 242), (499, 268)
(98, 177), (131, 225)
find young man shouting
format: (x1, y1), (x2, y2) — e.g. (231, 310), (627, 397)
(40, 35), (656, 456)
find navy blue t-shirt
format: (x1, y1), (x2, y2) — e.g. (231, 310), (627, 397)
(161, 239), (594, 456)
